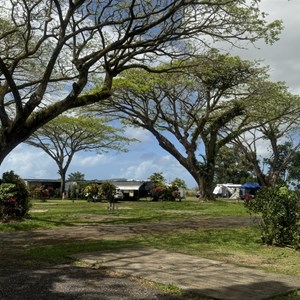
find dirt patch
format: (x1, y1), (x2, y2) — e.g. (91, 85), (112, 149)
(0, 216), (254, 248)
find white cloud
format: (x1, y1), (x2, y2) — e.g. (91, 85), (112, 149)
(124, 126), (152, 142)
(114, 153), (196, 187)
(0, 145), (57, 179)
(228, 0), (300, 94)
(72, 153), (116, 167)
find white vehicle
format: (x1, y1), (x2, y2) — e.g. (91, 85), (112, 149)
(213, 184), (242, 199)
(114, 189), (124, 200)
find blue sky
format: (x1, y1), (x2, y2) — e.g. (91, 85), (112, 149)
(0, 0), (299, 188)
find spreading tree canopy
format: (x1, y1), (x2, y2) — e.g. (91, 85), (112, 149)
(0, 0), (282, 164)
(231, 88), (300, 187)
(98, 52), (274, 199)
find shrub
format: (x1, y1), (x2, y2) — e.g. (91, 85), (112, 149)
(83, 183), (100, 201)
(150, 183), (179, 201)
(69, 182), (90, 200)
(244, 186), (300, 248)
(99, 181), (116, 202)
(0, 171), (30, 220)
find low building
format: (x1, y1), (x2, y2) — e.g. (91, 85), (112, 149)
(24, 178), (152, 200)
(108, 179), (152, 200)
(24, 178), (61, 190)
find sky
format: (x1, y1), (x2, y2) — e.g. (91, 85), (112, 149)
(1, 0), (299, 188)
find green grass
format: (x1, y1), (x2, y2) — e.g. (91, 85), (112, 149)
(26, 227), (300, 299)
(138, 227), (300, 277)
(2, 198), (299, 299)
(26, 239), (139, 264)
(271, 290), (300, 300)
(0, 198), (248, 231)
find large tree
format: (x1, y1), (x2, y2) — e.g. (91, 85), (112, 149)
(287, 150), (300, 189)
(26, 114), (132, 195)
(98, 52), (272, 199)
(232, 90), (300, 187)
(214, 145), (254, 185)
(0, 0), (281, 164)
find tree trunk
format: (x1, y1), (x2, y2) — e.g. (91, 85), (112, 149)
(59, 169), (67, 199)
(198, 174), (215, 201)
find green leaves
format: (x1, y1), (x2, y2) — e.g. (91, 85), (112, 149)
(245, 187), (300, 248)
(0, 171), (30, 220)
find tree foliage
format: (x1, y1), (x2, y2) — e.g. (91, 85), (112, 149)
(99, 181), (118, 211)
(214, 145), (255, 184)
(245, 187), (300, 249)
(0, 171), (30, 220)
(83, 183), (100, 201)
(100, 51), (272, 199)
(99, 181), (116, 203)
(0, 0), (282, 164)
(150, 183), (180, 202)
(287, 151), (300, 189)
(68, 172), (85, 181)
(232, 90), (300, 187)
(171, 178), (187, 189)
(148, 172), (166, 184)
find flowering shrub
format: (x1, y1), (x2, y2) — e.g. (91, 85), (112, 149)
(151, 183), (179, 201)
(83, 183), (100, 201)
(0, 171), (30, 220)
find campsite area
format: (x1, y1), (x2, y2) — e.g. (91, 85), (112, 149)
(1, 198), (299, 299)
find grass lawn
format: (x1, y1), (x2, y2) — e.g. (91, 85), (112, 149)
(0, 197), (248, 231)
(1, 197), (300, 299)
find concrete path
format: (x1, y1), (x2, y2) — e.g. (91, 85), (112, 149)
(74, 248), (300, 300)
(1, 217), (300, 299)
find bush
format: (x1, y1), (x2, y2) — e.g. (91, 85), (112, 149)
(150, 183), (179, 201)
(99, 181), (116, 202)
(244, 186), (300, 248)
(83, 183), (100, 201)
(0, 171), (30, 220)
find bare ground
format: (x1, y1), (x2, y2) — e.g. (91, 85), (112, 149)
(0, 216), (254, 247)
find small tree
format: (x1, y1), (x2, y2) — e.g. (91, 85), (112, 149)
(26, 114), (133, 197)
(68, 172), (85, 181)
(245, 186), (300, 249)
(148, 172), (166, 184)
(99, 181), (117, 211)
(171, 178), (187, 189)
(83, 184), (100, 202)
(0, 171), (30, 220)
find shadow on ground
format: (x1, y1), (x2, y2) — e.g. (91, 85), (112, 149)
(0, 264), (185, 300)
